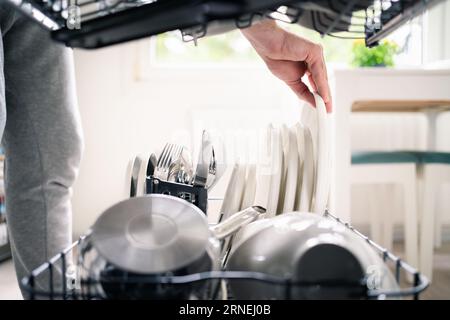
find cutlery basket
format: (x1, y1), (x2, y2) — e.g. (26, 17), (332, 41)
(20, 211), (429, 300)
(146, 176), (208, 214)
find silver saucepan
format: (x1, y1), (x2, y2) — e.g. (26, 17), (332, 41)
(226, 212), (398, 299)
(78, 194), (265, 299)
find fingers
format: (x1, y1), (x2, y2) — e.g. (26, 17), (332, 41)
(244, 24), (333, 112)
(306, 71), (317, 92)
(265, 59), (316, 107)
(304, 44), (333, 112)
(286, 78), (315, 107)
(281, 34), (332, 112)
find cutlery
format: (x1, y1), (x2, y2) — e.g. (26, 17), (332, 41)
(206, 135), (227, 191)
(168, 146), (193, 184)
(193, 130), (213, 187)
(155, 143), (183, 181)
(205, 147), (217, 189)
(146, 153), (157, 177)
(155, 143), (172, 180)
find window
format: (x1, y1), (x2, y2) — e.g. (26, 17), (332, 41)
(152, 30), (259, 65)
(137, 10), (426, 75)
(150, 24), (355, 67)
(424, 0), (450, 65)
(150, 24), (422, 67)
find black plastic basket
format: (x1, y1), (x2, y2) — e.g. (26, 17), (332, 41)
(20, 211), (429, 300)
(4, 0), (439, 48)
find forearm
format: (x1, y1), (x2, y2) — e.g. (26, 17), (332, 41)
(240, 19), (285, 56)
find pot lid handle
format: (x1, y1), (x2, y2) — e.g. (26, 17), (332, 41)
(211, 206), (266, 240)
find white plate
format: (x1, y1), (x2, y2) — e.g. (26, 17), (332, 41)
(266, 125), (283, 217)
(277, 124), (290, 214)
(299, 125), (315, 212)
(312, 93), (331, 214)
(219, 162), (246, 222)
(301, 101), (319, 166)
(125, 156), (137, 197)
(241, 164), (257, 210)
(293, 123), (304, 211)
(253, 125), (274, 213)
(137, 153), (149, 196)
(219, 162), (246, 258)
(282, 126), (300, 213)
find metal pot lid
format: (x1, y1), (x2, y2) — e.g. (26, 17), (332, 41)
(91, 194), (209, 274)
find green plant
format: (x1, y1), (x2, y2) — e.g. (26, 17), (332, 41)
(351, 39), (398, 67)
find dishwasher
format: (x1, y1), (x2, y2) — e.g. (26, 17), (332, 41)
(20, 210), (429, 300)
(4, 0), (440, 300)
(19, 134), (430, 299)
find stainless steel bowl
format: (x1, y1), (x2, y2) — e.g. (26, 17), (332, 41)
(226, 212), (398, 299)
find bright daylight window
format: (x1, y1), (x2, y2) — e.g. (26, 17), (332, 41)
(149, 17), (423, 67)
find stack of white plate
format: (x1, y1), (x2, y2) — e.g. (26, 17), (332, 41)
(219, 93), (331, 222)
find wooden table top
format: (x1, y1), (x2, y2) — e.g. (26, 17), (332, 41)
(352, 100), (450, 113)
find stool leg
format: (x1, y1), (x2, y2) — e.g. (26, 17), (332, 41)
(403, 167), (419, 270)
(369, 185), (382, 245)
(381, 185), (395, 251)
(434, 186), (442, 249)
(419, 165), (436, 282)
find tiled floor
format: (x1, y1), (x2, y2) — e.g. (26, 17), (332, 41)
(419, 242), (450, 300)
(0, 242), (449, 300)
(0, 259), (22, 300)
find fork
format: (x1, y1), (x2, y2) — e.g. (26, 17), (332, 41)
(168, 146), (194, 184)
(155, 143), (183, 180)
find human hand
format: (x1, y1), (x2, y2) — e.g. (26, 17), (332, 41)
(241, 20), (332, 112)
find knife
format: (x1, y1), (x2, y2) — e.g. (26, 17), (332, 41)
(146, 153), (157, 177)
(193, 130), (213, 187)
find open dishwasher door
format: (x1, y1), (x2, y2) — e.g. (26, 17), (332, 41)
(2, 0), (444, 49)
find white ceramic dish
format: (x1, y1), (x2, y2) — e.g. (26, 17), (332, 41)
(266, 125), (283, 217)
(252, 125), (274, 212)
(277, 124), (290, 214)
(282, 126), (300, 213)
(125, 156), (136, 197)
(301, 101), (318, 166)
(293, 123), (304, 211)
(219, 162), (246, 222)
(241, 164), (257, 210)
(312, 93), (331, 214)
(299, 125), (315, 212)
(136, 153), (148, 197)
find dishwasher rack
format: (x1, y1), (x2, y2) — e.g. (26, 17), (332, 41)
(5, 0), (439, 48)
(20, 211), (429, 300)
